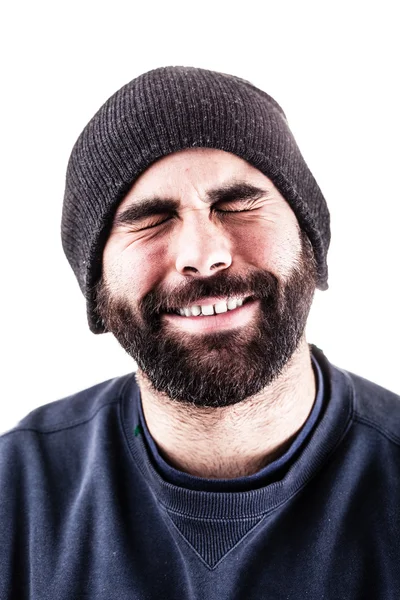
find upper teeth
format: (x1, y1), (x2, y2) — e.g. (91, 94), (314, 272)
(177, 297), (245, 317)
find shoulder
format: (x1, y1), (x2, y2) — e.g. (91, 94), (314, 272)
(0, 372), (138, 497)
(346, 369), (400, 444)
(312, 344), (400, 446)
(0, 372), (136, 439)
(334, 363), (400, 445)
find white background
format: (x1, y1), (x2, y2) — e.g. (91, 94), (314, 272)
(1, 1), (399, 434)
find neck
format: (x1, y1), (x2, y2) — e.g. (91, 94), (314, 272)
(136, 338), (316, 479)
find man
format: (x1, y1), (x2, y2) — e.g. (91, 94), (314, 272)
(1, 66), (399, 599)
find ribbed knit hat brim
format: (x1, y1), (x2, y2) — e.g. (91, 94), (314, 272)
(62, 66), (330, 333)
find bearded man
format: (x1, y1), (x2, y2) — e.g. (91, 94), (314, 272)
(1, 67), (399, 599)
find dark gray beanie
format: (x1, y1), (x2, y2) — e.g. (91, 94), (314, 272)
(62, 66), (330, 334)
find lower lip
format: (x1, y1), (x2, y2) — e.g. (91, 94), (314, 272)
(163, 299), (259, 333)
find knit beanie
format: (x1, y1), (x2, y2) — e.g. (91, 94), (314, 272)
(62, 66), (330, 334)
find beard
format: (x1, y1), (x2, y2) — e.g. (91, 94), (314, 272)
(95, 231), (317, 408)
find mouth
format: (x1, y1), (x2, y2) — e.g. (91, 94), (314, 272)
(164, 295), (255, 318)
(163, 297), (259, 333)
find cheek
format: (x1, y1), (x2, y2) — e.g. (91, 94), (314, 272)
(234, 220), (301, 279)
(104, 240), (169, 299)
(270, 233), (302, 278)
(269, 218), (302, 278)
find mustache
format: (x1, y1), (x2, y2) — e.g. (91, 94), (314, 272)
(140, 269), (279, 317)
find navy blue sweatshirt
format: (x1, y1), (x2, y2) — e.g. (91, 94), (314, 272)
(1, 345), (400, 599)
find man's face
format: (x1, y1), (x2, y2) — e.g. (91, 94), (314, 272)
(98, 148), (317, 408)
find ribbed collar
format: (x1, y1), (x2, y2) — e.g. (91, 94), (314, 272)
(120, 345), (354, 519)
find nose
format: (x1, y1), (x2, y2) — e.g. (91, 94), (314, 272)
(174, 211), (233, 276)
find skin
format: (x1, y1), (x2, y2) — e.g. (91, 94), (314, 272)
(102, 148), (317, 479)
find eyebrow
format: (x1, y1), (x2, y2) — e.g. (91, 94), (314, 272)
(113, 182), (269, 227)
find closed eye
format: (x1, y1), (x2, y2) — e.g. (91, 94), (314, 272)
(135, 205), (257, 230)
(135, 217), (172, 231)
(217, 208), (253, 213)
(216, 203), (259, 214)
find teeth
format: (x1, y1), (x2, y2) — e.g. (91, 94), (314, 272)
(214, 301), (228, 314)
(176, 297), (248, 317)
(227, 298), (237, 310)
